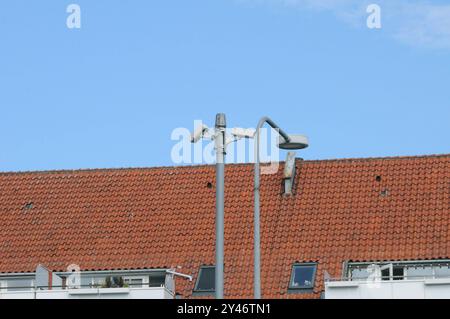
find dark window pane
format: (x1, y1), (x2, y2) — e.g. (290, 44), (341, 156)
(290, 265), (315, 288)
(381, 268), (390, 280)
(195, 267), (215, 291)
(393, 267), (404, 280)
(149, 275), (165, 287)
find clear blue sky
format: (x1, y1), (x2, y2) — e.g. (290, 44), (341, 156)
(0, 0), (449, 171)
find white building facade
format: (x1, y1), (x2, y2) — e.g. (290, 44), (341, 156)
(325, 260), (450, 299)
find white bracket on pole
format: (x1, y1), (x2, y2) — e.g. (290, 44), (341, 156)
(166, 269), (193, 281)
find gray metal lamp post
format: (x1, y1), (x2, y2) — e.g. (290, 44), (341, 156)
(253, 117), (308, 299)
(214, 113), (226, 299)
(190, 113), (254, 299)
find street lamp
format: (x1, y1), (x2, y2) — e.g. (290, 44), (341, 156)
(190, 114), (307, 299)
(253, 117), (308, 299)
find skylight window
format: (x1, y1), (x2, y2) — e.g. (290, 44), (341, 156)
(289, 263), (317, 290)
(194, 266), (215, 292)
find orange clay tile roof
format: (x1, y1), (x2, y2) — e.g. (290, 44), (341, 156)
(0, 154), (449, 298)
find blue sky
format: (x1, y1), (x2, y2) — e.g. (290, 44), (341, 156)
(0, 0), (449, 171)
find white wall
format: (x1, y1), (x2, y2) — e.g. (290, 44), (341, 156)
(325, 278), (450, 299)
(0, 287), (174, 299)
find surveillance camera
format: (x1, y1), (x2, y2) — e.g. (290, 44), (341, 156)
(191, 124), (209, 143)
(231, 128), (256, 139)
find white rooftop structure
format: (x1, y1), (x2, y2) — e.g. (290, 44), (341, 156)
(0, 286), (174, 299)
(325, 277), (450, 299)
(0, 265), (191, 299)
(325, 261), (450, 299)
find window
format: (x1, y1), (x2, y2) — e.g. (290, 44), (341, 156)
(3, 278), (34, 292)
(80, 276), (96, 288)
(380, 264), (404, 280)
(91, 276), (107, 287)
(64, 272), (165, 289)
(123, 275), (156, 288)
(392, 266), (404, 280)
(348, 261), (450, 281)
(405, 266), (433, 279)
(124, 278), (144, 288)
(349, 268), (370, 280)
(289, 263), (317, 289)
(434, 266), (450, 278)
(380, 265), (390, 280)
(148, 274), (165, 287)
(348, 263), (404, 281)
(194, 266), (215, 292)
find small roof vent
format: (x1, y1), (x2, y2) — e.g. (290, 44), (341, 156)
(380, 189), (389, 197)
(23, 202), (34, 210)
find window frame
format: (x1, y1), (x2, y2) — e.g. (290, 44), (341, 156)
(0, 277), (35, 292)
(346, 260), (450, 281)
(404, 266), (434, 280)
(148, 273), (166, 288)
(194, 266), (215, 293)
(123, 276), (149, 288)
(380, 264), (393, 281)
(288, 263), (318, 291)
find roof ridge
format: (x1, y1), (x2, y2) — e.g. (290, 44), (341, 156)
(0, 153), (447, 176)
(0, 162), (250, 176)
(302, 153), (450, 163)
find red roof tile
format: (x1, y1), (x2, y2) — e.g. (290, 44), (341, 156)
(0, 154), (449, 298)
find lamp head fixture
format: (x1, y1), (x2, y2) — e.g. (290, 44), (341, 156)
(277, 134), (309, 150)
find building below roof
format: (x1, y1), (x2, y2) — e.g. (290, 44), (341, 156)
(0, 154), (449, 298)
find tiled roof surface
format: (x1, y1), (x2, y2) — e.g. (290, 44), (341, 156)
(0, 154), (449, 298)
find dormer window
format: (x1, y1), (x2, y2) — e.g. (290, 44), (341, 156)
(194, 266), (215, 293)
(289, 263), (317, 290)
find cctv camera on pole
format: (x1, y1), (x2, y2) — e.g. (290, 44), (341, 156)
(190, 113), (226, 299)
(191, 124), (209, 143)
(190, 114), (264, 299)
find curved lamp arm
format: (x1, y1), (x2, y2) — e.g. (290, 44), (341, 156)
(253, 116), (290, 299)
(254, 116), (291, 186)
